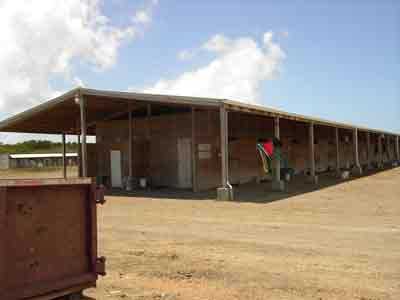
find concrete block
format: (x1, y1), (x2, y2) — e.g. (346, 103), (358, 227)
(306, 175), (319, 184)
(217, 187), (234, 201)
(352, 165), (363, 176)
(271, 180), (285, 192)
(126, 176), (134, 191)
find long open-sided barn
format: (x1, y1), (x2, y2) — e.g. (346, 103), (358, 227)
(0, 87), (399, 200)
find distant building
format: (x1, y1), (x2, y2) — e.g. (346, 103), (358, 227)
(4, 153), (78, 169)
(0, 154), (10, 170)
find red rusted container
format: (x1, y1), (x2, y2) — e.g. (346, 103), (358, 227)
(0, 178), (105, 300)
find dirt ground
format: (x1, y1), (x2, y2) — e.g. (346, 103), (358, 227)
(0, 166), (77, 179)
(79, 167), (400, 300)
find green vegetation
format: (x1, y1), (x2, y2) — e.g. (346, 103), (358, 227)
(0, 140), (78, 154)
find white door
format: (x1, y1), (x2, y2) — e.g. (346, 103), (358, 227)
(110, 150), (122, 188)
(177, 138), (192, 188)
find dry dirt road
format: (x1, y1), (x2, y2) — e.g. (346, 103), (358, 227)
(84, 168), (400, 300)
(1, 167), (398, 299)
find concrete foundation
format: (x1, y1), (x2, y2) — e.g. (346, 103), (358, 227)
(217, 187), (234, 201)
(306, 175), (319, 184)
(271, 180), (285, 192)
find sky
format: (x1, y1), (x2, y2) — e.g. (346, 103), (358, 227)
(0, 0), (399, 143)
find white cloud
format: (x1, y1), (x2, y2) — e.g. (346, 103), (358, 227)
(133, 10), (151, 24)
(0, 0), (156, 117)
(140, 31), (285, 104)
(0, 0), (158, 143)
(132, 0), (158, 25)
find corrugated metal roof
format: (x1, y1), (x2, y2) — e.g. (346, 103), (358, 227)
(9, 153), (78, 159)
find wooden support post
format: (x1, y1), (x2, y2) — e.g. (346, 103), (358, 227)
(386, 136), (391, 162)
(378, 134), (383, 168)
(352, 128), (362, 175)
(78, 94), (88, 177)
(62, 133), (67, 179)
(272, 117), (284, 191)
(396, 136), (400, 162)
(217, 106), (233, 200)
(191, 108), (198, 192)
(366, 132), (371, 170)
(335, 127), (340, 173)
(307, 122), (318, 184)
(77, 134), (82, 177)
(126, 109), (134, 191)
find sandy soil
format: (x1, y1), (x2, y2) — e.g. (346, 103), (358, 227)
(79, 167), (400, 300)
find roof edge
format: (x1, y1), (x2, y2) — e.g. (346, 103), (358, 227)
(0, 87), (81, 132)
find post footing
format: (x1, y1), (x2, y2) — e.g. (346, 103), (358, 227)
(352, 166), (363, 176)
(217, 187), (234, 201)
(126, 176), (134, 191)
(271, 180), (285, 192)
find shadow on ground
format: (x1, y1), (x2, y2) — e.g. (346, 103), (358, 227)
(106, 165), (398, 204)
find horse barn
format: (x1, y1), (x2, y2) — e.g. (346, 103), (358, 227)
(0, 87), (399, 200)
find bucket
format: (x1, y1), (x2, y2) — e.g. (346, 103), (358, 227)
(139, 178), (147, 188)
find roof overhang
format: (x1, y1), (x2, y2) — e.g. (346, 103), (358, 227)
(0, 87), (398, 137)
(0, 88), (222, 135)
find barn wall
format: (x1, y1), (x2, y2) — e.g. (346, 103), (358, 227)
(95, 109), (390, 191)
(225, 114), (378, 186)
(194, 110), (221, 191)
(96, 112), (193, 188)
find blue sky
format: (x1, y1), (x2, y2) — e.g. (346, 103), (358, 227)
(0, 0), (399, 143)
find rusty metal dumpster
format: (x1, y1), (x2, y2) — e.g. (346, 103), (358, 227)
(0, 178), (105, 300)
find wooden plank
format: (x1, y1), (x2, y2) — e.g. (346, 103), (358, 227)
(77, 134), (82, 177)
(220, 107), (229, 187)
(62, 133), (67, 179)
(79, 94), (88, 177)
(335, 127), (340, 171)
(353, 128), (360, 167)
